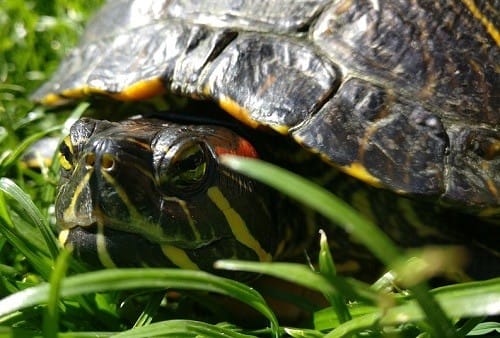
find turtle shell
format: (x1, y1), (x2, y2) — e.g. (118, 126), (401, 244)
(33, 0), (500, 214)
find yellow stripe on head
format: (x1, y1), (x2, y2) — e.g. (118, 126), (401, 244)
(59, 137), (74, 171)
(207, 186), (272, 262)
(461, 0), (500, 46)
(101, 171), (170, 241)
(161, 245), (199, 270)
(96, 223), (117, 269)
(62, 170), (92, 225)
(58, 229), (70, 247)
(163, 196), (201, 242)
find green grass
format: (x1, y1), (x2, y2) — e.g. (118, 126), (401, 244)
(0, 1), (499, 337)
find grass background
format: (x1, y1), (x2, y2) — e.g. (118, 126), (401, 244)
(0, 0), (499, 337)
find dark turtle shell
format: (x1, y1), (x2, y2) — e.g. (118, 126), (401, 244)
(33, 0), (500, 215)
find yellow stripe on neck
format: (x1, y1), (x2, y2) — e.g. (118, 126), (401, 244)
(161, 245), (199, 270)
(96, 223), (117, 269)
(207, 186), (272, 262)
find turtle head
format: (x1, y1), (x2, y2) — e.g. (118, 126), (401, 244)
(56, 117), (278, 275)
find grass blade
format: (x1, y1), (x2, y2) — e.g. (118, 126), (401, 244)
(112, 320), (256, 338)
(220, 156), (460, 338)
(43, 248), (72, 338)
(220, 156), (400, 265)
(323, 278), (500, 337)
(0, 268), (279, 334)
(0, 177), (59, 260)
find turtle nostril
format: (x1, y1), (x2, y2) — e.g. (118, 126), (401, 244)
(101, 153), (116, 171)
(84, 152), (116, 171)
(85, 153), (96, 169)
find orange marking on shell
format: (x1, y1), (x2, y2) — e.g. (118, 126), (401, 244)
(219, 96), (260, 129)
(42, 78), (166, 105)
(112, 78), (166, 101)
(41, 93), (66, 105)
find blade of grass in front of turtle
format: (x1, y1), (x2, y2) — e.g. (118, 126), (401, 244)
(313, 303), (378, 331)
(282, 327), (324, 338)
(216, 260), (380, 306)
(218, 234), (373, 325)
(220, 156), (399, 264)
(0, 180), (54, 280)
(111, 319), (256, 338)
(323, 278), (500, 337)
(0, 268), (279, 336)
(0, 328), (114, 338)
(318, 229), (351, 323)
(132, 291), (164, 328)
(456, 317), (488, 336)
(43, 248), (72, 338)
(466, 321), (500, 336)
(220, 156), (460, 337)
(0, 177), (59, 261)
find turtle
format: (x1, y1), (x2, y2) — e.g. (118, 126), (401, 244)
(32, 0), (500, 280)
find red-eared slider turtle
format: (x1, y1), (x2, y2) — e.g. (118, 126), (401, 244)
(33, 0), (500, 279)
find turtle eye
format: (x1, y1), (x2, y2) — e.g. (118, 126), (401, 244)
(58, 136), (74, 171)
(473, 138), (500, 161)
(158, 141), (212, 195)
(466, 132), (500, 161)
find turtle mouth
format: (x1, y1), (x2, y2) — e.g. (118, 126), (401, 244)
(58, 222), (97, 247)
(58, 224), (175, 269)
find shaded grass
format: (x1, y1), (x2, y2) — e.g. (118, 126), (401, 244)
(0, 0), (499, 337)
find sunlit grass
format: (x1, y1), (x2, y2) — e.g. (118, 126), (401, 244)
(0, 0), (499, 337)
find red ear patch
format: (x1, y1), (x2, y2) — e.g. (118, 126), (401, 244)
(215, 138), (259, 158)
